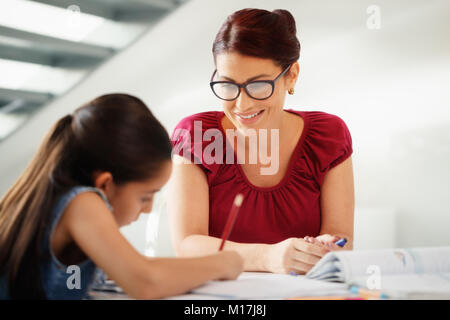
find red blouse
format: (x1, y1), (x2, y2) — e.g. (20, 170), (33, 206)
(171, 109), (353, 244)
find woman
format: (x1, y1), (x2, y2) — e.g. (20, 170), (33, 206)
(168, 8), (354, 275)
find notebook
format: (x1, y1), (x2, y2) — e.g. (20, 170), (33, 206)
(305, 246), (450, 299)
(189, 272), (350, 299)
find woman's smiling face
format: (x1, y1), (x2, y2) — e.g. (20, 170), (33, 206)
(214, 52), (299, 132)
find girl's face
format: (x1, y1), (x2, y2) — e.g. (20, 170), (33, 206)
(101, 161), (172, 226)
(214, 52), (299, 132)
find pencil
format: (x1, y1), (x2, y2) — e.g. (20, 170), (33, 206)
(218, 193), (244, 251)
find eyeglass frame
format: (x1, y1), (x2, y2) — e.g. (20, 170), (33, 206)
(209, 64), (292, 101)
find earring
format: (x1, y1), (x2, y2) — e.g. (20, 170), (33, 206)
(288, 88), (295, 95)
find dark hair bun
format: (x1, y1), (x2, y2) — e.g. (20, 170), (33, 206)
(213, 8), (300, 68)
(273, 9), (297, 36)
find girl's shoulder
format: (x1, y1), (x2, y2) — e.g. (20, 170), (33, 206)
(41, 186), (111, 299)
(47, 186), (113, 256)
(47, 186), (113, 250)
(51, 186), (112, 224)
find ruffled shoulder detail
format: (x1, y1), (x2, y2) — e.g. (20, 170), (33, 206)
(170, 111), (223, 179)
(296, 111), (353, 187)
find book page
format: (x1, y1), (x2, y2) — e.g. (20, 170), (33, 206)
(190, 272), (349, 299)
(335, 246), (450, 282)
(305, 256), (344, 282)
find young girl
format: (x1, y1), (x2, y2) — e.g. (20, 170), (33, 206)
(0, 94), (243, 299)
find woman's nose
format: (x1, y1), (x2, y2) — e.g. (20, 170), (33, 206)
(235, 87), (253, 110)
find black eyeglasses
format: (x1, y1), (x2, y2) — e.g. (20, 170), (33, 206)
(210, 65), (291, 101)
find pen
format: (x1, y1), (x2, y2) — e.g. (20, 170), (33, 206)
(218, 193), (244, 251)
(349, 285), (388, 299)
(334, 237), (347, 247)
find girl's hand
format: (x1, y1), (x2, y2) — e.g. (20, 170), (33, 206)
(265, 238), (331, 275)
(216, 250), (244, 280)
(304, 234), (346, 251)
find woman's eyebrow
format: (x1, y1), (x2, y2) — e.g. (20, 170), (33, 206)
(220, 73), (271, 82)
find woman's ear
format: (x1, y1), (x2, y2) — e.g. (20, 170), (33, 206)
(287, 61), (300, 88)
(92, 171), (114, 195)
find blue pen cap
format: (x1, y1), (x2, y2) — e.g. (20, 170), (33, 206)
(334, 238), (347, 247)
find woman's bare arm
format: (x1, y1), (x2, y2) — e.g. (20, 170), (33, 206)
(319, 156), (355, 249)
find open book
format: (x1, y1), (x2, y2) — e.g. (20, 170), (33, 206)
(187, 272), (350, 299)
(305, 246), (450, 299)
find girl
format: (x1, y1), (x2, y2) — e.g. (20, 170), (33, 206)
(0, 94), (243, 299)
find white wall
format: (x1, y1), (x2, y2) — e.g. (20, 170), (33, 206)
(1, 0), (449, 255)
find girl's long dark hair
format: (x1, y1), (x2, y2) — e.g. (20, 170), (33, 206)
(0, 94), (172, 299)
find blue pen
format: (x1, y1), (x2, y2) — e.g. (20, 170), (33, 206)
(334, 237), (347, 247)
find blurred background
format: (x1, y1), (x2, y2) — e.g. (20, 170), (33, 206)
(0, 0), (449, 257)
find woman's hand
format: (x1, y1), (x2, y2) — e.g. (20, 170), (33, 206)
(265, 238), (331, 275)
(305, 234), (347, 251)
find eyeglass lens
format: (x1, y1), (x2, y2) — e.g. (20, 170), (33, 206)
(212, 81), (273, 100)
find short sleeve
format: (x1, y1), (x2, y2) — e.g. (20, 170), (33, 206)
(303, 112), (353, 186)
(170, 112), (222, 178)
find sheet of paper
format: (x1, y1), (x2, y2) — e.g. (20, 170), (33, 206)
(190, 272), (350, 299)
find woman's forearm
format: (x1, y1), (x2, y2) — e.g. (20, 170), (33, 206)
(178, 234), (271, 272)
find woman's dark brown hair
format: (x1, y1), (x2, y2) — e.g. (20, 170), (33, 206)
(0, 94), (172, 299)
(212, 8), (301, 69)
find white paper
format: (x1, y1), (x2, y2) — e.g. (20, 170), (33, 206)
(190, 272), (349, 299)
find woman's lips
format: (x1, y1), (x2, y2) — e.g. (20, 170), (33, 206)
(234, 110), (265, 125)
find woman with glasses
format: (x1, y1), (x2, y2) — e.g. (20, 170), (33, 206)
(168, 8), (354, 275)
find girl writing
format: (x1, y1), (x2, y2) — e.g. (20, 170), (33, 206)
(0, 93), (243, 299)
